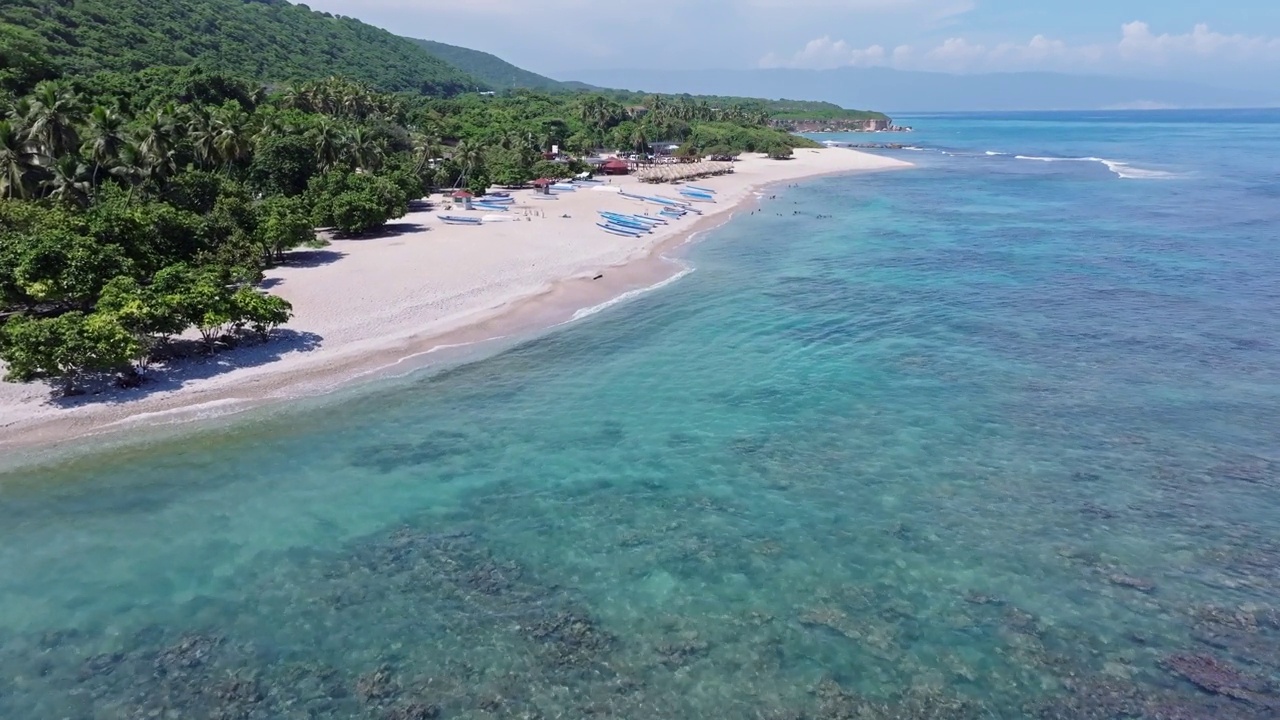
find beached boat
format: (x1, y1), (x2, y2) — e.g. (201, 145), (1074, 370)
(472, 202), (509, 211)
(684, 185), (716, 194)
(653, 195), (693, 206)
(438, 215), (482, 225)
(550, 183), (576, 191)
(622, 191), (690, 208)
(602, 211), (665, 226)
(597, 214), (652, 232)
(597, 222), (642, 237)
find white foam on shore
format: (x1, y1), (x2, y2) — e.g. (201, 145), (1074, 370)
(1013, 155), (1181, 180)
(571, 267), (694, 322)
(98, 398), (254, 429)
(985, 151), (1007, 156)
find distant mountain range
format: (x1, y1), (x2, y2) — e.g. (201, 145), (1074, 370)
(559, 67), (1265, 112)
(4, 0), (1267, 112)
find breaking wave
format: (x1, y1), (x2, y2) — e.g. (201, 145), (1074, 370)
(1013, 155), (1182, 180)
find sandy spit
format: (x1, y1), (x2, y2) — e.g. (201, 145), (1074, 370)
(0, 149), (910, 453)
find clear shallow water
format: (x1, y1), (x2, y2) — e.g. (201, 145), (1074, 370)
(2, 110), (1279, 719)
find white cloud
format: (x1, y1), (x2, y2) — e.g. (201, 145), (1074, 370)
(1118, 22), (1280, 64)
(761, 22), (1280, 73)
(760, 37), (888, 70)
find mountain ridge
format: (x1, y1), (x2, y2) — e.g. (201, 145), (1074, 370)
(408, 39), (569, 91)
(559, 66), (1263, 112)
(0, 0), (482, 95)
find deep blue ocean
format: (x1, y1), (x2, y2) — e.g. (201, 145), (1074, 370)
(2, 110), (1278, 719)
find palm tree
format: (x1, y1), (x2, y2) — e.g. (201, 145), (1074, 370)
(26, 81), (83, 158)
(81, 105), (126, 185)
(136, 103), (179, 178)
(44, 155), (91, 206)
(309, 118), (344, 170)
(410, 131), (441, 175)
(211, 105), (252, 169)
(451, 139), (483, 186)
(629, 125), (649, 155)
(186, 109), (219, 169)
(341, 126), (384, 171)
(0, 120), (42, 199)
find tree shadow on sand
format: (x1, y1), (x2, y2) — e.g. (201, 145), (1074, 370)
(276, 249), (348, 268)
(46, 330), (324, 409)
(347, 222), (429, 240)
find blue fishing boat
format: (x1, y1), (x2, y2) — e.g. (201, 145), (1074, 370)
(472, 202), (509, 211)
(603, 212), (666, 227)
(654, 194), (693, 206)
(684, 185), (716, 194)
(438, 215), (482, 225)
(679, 193), (716, 203)
(597, 222), (642, 237)
(597, 214), (652, 232)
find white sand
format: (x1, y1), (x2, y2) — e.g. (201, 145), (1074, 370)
(0, 149), (910, 449)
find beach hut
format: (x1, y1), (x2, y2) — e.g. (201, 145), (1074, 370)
(600, 158), (631, 176)
(451, 190), (475, 210)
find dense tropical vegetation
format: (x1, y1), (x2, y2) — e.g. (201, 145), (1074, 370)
(0, 0), (480, 96)
(0, 0), (880, 395)
(0, 63), (821, 393)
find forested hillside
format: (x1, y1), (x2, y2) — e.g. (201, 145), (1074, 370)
(0, 0), (480, 95)
(410, 39), (567, 92)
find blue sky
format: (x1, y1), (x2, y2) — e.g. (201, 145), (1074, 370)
(303, 0), (1280, 91)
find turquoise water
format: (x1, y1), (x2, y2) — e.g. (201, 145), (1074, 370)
(2, 110), (1279, 719)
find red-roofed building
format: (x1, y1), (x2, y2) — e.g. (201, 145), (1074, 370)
(600, 158), (630, 175)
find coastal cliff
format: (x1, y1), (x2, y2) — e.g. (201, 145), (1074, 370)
(776, 118), (909, 133)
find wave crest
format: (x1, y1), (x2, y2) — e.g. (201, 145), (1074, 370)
(1013, 155), (1181, 180)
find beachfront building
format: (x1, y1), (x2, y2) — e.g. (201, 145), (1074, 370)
(599, 158), (631, 175)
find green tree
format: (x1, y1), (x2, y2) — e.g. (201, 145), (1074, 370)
(10, 227), (132, 308)
(230, 288), (292, 339)
(44, 155), (92, 206)
(26, 81), (84, 158)
(0, 119), (42, 199)
(329, 191), (389, 235)
(0, 311), (137, 394)
(0, 25), (58, 95)
(81, 106), (126, 186)
(255, 196), (317, 261)
(250, 133), (319, 196)
(767, 144), (795, 160)
(95, 275), (187, 372)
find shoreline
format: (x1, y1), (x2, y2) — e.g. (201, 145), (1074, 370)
(0, 149), (911, 458)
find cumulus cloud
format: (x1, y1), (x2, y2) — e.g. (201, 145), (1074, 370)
(761, 22), (1280, 73)
(1118, 22), (1280, 64)
(760, 37), (889, 70)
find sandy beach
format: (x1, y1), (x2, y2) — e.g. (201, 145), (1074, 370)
(0, 148), (909, 450)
